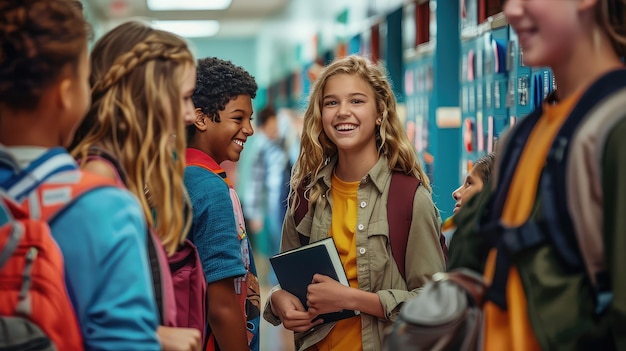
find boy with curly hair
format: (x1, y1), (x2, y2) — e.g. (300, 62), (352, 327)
(184, 57), (260, 351)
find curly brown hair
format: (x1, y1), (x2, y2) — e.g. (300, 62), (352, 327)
(0, 0), (90, 110)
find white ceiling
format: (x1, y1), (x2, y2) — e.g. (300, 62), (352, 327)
(85, 0), (290, 38)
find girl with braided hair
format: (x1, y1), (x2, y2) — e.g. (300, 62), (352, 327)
(0, 1), (161, 350)
(70, 21), (201, 351)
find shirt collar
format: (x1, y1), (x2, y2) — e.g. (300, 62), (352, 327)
(314, 155), (389, 194)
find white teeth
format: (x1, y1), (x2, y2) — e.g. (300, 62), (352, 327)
(336, 124), (357, 131)
(233, 140), (244, 147)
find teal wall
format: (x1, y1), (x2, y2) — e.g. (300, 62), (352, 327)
(189, 38), (258, 79)
(189, 37), (265, 111)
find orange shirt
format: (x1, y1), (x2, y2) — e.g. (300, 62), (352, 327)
(483, 91), (581, 351)
(312, 174), (362, 351)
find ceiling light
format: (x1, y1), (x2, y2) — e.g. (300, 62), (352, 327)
(152, 20), (220, 38)
(147, 0), (232, 11)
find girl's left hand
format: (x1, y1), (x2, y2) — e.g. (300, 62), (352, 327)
(306, 274), (351, 315)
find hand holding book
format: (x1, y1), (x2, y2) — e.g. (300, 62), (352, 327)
(269, 238), (360, 326)
(306, 273), (355, 320)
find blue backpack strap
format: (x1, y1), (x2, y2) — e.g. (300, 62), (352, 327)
(0, 147), (77, 201)
(479, 108), (543, 309)
(490, 108), (543, 221)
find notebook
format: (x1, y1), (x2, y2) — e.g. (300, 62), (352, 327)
(269, 237), (360, 324)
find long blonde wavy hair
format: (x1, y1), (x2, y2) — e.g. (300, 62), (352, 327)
(289, 55), (431, 214)
(71, 21), (193, 255)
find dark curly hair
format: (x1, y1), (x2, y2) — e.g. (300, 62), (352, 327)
(0, 0), (90, 110)
(187, 57), (257, 142)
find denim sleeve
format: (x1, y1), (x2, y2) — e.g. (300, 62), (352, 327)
(184, 166), (246, 283)
(51, 188), (160, 351)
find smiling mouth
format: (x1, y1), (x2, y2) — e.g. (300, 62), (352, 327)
(233, 139), (244, 147)
(335, 123), (357, 131)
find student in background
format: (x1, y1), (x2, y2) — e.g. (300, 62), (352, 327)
(448, 0), (626, 349)
(70, 21), (201, 351)
(0, 2), (160, 350)
(442, 152), (495, 245)
(185, 57), (260, 351)
(245, 105), (290, 285)
(263, 55), (446, 351)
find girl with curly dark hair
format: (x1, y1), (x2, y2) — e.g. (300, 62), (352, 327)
(0, 1), (160, 350)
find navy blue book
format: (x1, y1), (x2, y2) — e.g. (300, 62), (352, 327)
(269, 237), (360, 325)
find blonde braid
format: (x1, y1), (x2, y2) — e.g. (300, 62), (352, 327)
(92, 39), (191, 95)
(74, 25), (195, 256)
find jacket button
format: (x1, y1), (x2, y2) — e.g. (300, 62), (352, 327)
(359, 247), (366, 254)
(360, 201), (367, 208)
(357, 224), (365, 231)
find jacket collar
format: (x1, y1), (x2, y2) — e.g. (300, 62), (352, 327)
(314, 155), (390, 194)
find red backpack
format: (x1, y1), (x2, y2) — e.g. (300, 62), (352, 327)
(0, 149), (120, 351)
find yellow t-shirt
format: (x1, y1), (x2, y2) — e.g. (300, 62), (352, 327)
(483, 91), (581, 351)
(312, 173), (362, 351)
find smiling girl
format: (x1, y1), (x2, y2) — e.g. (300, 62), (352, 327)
(263, 55), (446, 351)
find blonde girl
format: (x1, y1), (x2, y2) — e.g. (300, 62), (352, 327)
(264, 55), (446, 351)
(70, 21), (200, 351)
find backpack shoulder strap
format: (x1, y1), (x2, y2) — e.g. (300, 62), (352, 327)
(294, 172), (421, 282)
(387, 171), (421, 282)
(541, 69), (626, 269)
(1, 147), (78, 201)
(34, 170), (118, 223)
(83, 146), (128, 186)
(490, 108), (543, 220)
(187, 162), (232, 188)
(542, 70), (626, 314)
(294, 184), (310, 246)
(146, 227), (166, 325)
(566, 86), (626, 292)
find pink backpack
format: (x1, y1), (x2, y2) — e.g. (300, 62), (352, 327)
(168, 239), (207, 342)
